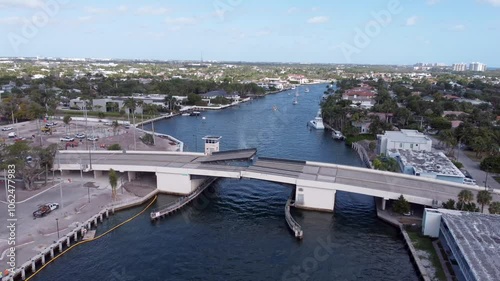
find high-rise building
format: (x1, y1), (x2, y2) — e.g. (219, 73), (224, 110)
(469, 62), (487, 72)
(452, 63), (467, 71)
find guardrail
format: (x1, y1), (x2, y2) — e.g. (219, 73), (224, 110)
(285, 198), (303, 239)
(150, 177), (216, 220)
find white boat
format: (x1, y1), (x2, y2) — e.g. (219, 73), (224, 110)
(332, 129), (345, 140)
(181, 113), (190, 116)
(308, 110), (324, 129)
(305, 87), (310, 93)
(291, 86), (296, 90)
(293, 98), (298, 105)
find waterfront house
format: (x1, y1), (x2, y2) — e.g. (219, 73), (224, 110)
(351, 121), (371, 134)
(377, 129), (432, 155)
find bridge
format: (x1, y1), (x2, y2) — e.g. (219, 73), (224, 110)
(55, 150), (499, 212)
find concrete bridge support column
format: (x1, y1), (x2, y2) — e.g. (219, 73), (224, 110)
(74, 231), (78, 241)
(41, 254), (45, 265)
(156, 172), (194, 194)
(21, 268), (25, 280)
(58, 242), (62, 252)
(127, 171), (136, 182)
(50, 248), (54, 258)
(294, 184), (336, 212)
(93, 170), (103, 179)
(381, 198), (387, 211)
(66, 237), (71, 247)
(31, 260), (35, 272)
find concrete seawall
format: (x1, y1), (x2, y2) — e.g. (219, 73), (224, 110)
(375, 199), (431, 281)
(5, 191), (159, 281)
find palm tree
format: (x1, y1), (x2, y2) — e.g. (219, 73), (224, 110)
(124, 98), (137, 124)
(477, 190), (493, 213)
(109, 168), (118, 201)
(63, 115), (71, 134)
(112, 120), (119, 136)
(489, 202), (500, 214)
(457, 190), (473, 210)
(136, 100), (144, 129)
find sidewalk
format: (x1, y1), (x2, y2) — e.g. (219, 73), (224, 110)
(0, 174), (144, 272)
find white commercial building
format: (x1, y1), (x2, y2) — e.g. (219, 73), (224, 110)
(377, 129), (432, 155)
(469, 62), (487, 72)
(452, 63), (467, 72)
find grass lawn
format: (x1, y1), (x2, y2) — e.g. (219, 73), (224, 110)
(406, 229), (447, 281)
(462, 150), (486, 163)
(493, 176), (500, 184)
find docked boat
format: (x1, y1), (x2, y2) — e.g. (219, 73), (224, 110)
(304, 87), (310, 93)
(308, 110), (324, 129)
(291, 86), (296, 90)
(181, 113), (190, 116)
(293, 98), (298, 105)
(190, 111), (201, 116)
(332, 129), (345, 140)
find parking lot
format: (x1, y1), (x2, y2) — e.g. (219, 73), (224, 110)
(0, 119), (178, 151)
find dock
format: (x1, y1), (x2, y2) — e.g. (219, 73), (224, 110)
(82, 230), (96, 241)
(285, 198), (303, 239)
(150, 177), (217, 220)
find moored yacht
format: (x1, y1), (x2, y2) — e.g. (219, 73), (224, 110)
(308, 110), (324, 129)
(332, 129), (345, 140)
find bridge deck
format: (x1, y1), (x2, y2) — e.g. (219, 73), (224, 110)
(56, 152), (500, 205)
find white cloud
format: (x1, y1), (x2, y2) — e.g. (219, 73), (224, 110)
(0, 16), (25, 25)
(84, 7), (110, 14)
(427, 0), (440, 5)
(311, 7), (320, 12)
(78, 16), (93, 22)
(307, 16), (329, 24)
(479, 0), (500, 7)
(166, 17), (197, 25)
(287, 7), (299, 14)
(255, 29), (272, 36)
(137, 6), (170, 16)
(450, 24), (466, 31)
(406, 16), (418, 26)
(0, 0), (44, 9)
(118, 5), (128, 12)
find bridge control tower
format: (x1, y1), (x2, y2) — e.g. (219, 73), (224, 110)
(202, 136), (221, 155)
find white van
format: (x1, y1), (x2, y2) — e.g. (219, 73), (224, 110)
(7, 132), (16, 138)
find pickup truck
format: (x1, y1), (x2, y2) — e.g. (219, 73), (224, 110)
(33, 203), (59, 218)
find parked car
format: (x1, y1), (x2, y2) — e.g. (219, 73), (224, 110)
(463, 178), (477, 186)
(66, 141), (79, 148)
(45, 122), (57, 127)
(33, 203), (59, 218)
(41, 127), (51, 133)
(7, 132), (16, 138)
(1, 127), (13, 131)
(87, 136), (99, 141)
(75, 133), (86, 139)
(60, 136), (75, 142)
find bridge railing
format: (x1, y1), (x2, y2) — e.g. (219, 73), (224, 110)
(285, 198), (303, 239)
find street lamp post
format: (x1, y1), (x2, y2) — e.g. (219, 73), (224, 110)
(56, 218), (60, 239)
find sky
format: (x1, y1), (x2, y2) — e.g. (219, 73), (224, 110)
(0, 0), (499, 66)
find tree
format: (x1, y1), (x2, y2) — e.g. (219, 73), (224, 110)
(480, 156), (500, 173)
(124, 98), (137, 123)
(63, 115), (72, 134)
(393, 195), (410, 215)
(457, 190), (474, 210)
(98, 112), (105, 119)
(109, 168), (118, 201)
(488, 202), (500, 214)
(477, 190), (493, 213)
(442, 199), (456, 210)
(107, 143), (122, 151)
(112, 120), (119, 136)
(0, 142), (57, 190)
(141, 133), (154, 145)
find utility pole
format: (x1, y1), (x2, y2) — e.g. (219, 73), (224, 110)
(151, 121), (156, 145)
(133, 114), (137, 150)
(58, 154), (64, 209)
